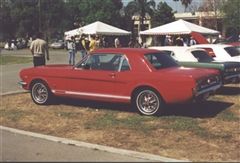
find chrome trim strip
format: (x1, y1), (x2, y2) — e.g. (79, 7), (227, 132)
(52, 90), (131, 100)
(195, 84), (222, 97)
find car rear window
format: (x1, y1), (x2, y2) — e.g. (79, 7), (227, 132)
(224, 47), (240, 57)
(144, 53), (179, 70)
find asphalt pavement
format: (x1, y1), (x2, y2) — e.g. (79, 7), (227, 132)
(0, 49), (186, 162)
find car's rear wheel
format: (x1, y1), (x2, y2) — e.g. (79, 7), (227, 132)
(134, 89), (163, 116)
(31, 81), (52, 105)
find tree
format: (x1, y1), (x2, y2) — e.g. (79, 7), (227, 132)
(5, 0), (39, 38)
(0, 0), (69, 40)
(152, 2), (175, 27)
(222, 0), (240, 40)
(38, 0), (67, 39)
(125, 0), (155, 32)
(0, 0), (14, 39)
(66, 0), (123, 27)
(173, 0), (192, 12)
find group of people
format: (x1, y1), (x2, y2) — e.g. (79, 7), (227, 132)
(29, 32), (197, 67)
(66, 34), (106, 65)
(29, 32), (109, 67)
(164, 35), (197, 46)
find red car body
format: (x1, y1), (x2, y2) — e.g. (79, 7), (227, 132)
(19, 48), (221, 115)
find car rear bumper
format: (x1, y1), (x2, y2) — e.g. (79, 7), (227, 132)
(193, 83), (222, 99)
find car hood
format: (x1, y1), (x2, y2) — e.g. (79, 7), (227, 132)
(219, 61), (240, 69)
(179, 61), (224, 70)
(20, 64), (73, 75)
(43, 64), (72, 68)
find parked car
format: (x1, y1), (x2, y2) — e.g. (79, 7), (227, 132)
(192, 44), (240, 62)
(49, 40), (65, 49)
(19, 48), (221, 116)
(149, 46), (240, 84)
(227, 42), (240, 53)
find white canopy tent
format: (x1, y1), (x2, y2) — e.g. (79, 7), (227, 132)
(65, 21), (131, 37)
(139, 19), (219, 35)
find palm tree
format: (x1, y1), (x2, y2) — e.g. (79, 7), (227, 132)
(125, 0), (155, 33)
(173, 0), (192, 12)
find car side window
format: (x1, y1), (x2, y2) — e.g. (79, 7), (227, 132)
(78, 53), (129, 71)
(162, 50), (177, 61)
(191, 50), (214, 62)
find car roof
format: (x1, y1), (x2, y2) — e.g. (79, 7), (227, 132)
(192, 44), (233, 48)
(149, 46), (206, 52)
(149, 46), (203, 62)
(149, 46), (203, 50)
(92, 48), (160, 55)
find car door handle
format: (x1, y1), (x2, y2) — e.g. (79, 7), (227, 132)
(109, 73), (116, 78)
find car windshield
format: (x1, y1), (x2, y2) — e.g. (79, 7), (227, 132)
(191, 50), (214, 62)
(144, 52), (179, 70)
(224, 47), (240, 57)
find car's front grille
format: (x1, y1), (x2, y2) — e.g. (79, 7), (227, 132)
(224, 67), (240, 76)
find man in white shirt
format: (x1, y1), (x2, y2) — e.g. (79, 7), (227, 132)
(30, 32), (49, 67)
(114, 37), (121, 48)
(67, 36), (76, 65)
(189, 36), (197, 46)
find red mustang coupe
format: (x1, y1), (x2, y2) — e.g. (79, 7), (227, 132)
(19, 48), (222, 116)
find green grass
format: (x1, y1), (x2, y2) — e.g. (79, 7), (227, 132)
(84, 111), (237, 138)
(54, 111), (82, 119)
(0, 55), (32, 65)
(0, 109), (28, 122)
(160, 116), (209, 137)
(217, 110), (239, 122)
(84, 112), (158, 133)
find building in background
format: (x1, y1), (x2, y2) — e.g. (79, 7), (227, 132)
(132, 13), (151, 37)
(174, 11), (225, 37)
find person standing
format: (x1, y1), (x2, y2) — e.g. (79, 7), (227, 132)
(77, 35), (87, 59)
(175, 36), (184, 46)
(67, 36), (76, 65)
(30, 32), (49, 67)
(89, 35), (96, 52)
(189, 36), (197, 46)
(114, 37), (121, 48)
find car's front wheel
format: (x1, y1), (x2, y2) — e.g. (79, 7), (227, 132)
(31, 81), (52, 105)
(134, 89), (163, 116)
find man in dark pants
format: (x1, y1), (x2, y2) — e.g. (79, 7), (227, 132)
(30, 32), (49, 67)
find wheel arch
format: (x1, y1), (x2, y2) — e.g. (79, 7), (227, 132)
(131, 85), (165, 104)
(29, 78), (50, 90)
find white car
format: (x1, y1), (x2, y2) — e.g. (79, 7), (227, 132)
(149, 46), (240, 84)
(49, 40), (65, 49)
(192, 44), (240, 62)
(149, 46), (201, 62)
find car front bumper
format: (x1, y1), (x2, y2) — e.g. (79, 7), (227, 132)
(18, 81), (28, 89)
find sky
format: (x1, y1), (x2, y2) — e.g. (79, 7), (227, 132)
(122, 0), (204, 13)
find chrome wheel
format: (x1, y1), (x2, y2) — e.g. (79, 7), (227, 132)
(136, 89), (160, 116)
(31, 82), (49, 104)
